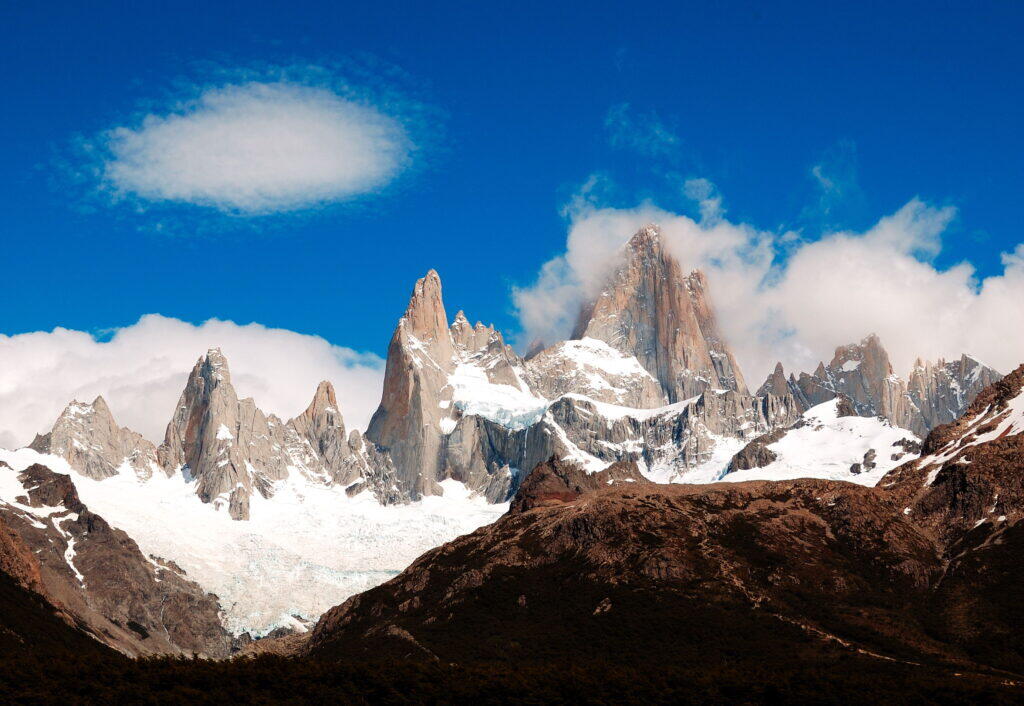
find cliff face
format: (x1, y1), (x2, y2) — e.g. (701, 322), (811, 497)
(572, 225), (748, 401)
(764, 336), (1002, 437)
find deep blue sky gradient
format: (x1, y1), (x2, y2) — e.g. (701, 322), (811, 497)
(1, 0), (1021, 355)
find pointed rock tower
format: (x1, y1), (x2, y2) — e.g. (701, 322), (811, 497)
(30, 396), (162, 480)
(572, 225), (748, 401)
(157, 348), (305, 520)
(288, 380), (352, 482)
(365, 271), (455, 498)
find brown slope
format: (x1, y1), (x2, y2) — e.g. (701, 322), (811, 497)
(306, 469), (972, 671)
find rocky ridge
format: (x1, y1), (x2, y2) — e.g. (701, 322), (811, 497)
(761, 336), (1001, 437)
(22, 226), (998, 522)
(30, 397), (163, 481)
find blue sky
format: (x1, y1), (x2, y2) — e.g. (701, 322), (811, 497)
(2, 0), (1022, 363)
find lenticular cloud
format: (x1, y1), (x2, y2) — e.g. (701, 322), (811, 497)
(99, 81), (412, 214)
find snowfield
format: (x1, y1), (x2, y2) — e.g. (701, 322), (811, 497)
(0, 447), (506, 636)
(720, 399), (920, 487)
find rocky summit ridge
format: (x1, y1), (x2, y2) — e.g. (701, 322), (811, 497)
(18, 226), (1002, 523)
(759, 334), (1001, 437)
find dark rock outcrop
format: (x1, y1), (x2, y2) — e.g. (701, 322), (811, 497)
(0, 462), (231, 657)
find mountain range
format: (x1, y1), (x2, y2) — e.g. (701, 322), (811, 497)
(1, 224), (1021, 701)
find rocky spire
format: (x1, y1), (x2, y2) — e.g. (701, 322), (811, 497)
(906, 354), (1002, 431)
(757, 362), (790, 398)
(572, 225), (748, 401)
(157, 348), (299, 520)
(365, 271), (456, 498)
(289, 381), (351, 478)
(30, 396), (162, 481)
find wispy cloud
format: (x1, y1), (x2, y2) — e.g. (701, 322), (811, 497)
(74, 64), (427, 218)
(604, 103), (681, 158)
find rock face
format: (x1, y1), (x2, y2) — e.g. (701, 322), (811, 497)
(765, 336), (1002, 437)
(0, 461), (230, 657)
(156, 350), (392, 519)
(288, 381), (353, 485)
(158, 349), (289, 520)
(29, 397), (163, 481)
(906, 354), (1002, 432)
(365, 272), (533, 500)
(366, 271), (453, 499)
(572, 225), (748, 401)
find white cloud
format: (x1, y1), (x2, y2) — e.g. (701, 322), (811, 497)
(604, 103), (681, 158)
(514, 196), (1024, 387)
(0, 315), (384, 449)
(95, 80), (412, 214)
(682, 177), (724, 224)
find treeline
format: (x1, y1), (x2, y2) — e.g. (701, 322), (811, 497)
(2, 651), (1022, 705)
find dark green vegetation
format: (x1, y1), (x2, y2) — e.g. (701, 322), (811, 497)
(2, 651), (1023, 705)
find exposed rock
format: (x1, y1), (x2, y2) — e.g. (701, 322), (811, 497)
(850, 449), (877, 475)
(0, 462), (230, 657)
(365, 271), (458, 499)
(727, 429), (785, 471)
(510, 457), (649, 513)
(572, 225), (748, 401)
(773, 337), (1002, 436)
(907, 354), (1002, 431)
(756, 362), (791, 398)
(288, 381), (353, 484)
(30, 397), (163, 481)
(157, 349), (349, 519)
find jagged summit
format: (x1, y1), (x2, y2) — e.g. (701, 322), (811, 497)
(572, 225), (748, 401)
(625, 222), (662, 249)
(763, 335), (1002, 436)
(29, 395), (162, 481)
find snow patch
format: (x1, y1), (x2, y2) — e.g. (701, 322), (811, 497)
(448, 363), (547, 430)
(0, 447), (506, 636)
(721, 400), (920, 488)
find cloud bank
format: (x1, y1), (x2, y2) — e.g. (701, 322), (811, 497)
(0, 315), (385, 449)
(93, 79), (413, 215)
(513, 193), (1024, 386)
